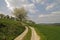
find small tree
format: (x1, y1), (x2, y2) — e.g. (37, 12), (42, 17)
(13, 7), (27, 21)
(10, 16), (15, 20)
(5, 15), (10, 19)
(0, 14), (5, 18)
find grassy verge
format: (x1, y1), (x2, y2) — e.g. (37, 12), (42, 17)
(34, 24), (60, 40)
(34, 27), (47, 40)
(0, 19), (25, 40)
(22, 27), (31, 40)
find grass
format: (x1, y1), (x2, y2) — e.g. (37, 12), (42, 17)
(33, 24), (60, 40)
(34, 27), (46, 40)
(0, 19), (25, 40)
(22, 27), (31, 40)
(1, 18), (60, 40)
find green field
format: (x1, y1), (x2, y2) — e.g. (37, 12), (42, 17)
(0, 19), (25, 40)
(0, 18), (60, 40)
(33, 24), (60, 40)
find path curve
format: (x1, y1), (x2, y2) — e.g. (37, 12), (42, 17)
(29, 26), (40, 40)
(14, 26), (28, 40)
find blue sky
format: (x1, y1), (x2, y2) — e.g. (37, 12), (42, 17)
(0, 0), (60, 23)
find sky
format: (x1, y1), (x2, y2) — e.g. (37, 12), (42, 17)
(0, 0), (60, 23)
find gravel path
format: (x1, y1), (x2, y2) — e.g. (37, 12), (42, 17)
(14, 26), (28, 40)
(14, 26), (40, 40)
(29, 26), (40, 40)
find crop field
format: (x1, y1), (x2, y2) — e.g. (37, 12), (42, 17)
(34, 24), (60, 40)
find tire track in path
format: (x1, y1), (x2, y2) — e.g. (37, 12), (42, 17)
(29, 26), (40, 40)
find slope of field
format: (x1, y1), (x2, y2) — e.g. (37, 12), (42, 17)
(34, 24), (60, 40)
(0, 19), (25, 40)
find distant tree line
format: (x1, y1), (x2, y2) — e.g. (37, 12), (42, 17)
(0, 14), (16, 20)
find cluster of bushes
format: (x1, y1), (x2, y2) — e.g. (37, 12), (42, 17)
(0, 19), (25, 40)
(0, 14), (16, 20)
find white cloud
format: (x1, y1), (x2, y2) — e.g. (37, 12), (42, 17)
(5, 0), (39, 14)
(32, 0), (42, 3)
(5, 0), (18, 10)
(5, 0), (45, 12)
(46, 3), (56, 10)
(5, 0), (11, 10)
(39, 11), (60, 18)
(22, 4), (37, 14)
(45, 0), (60, 10)
(36, 0), (42, 3)
(39, 14), (49, 17)
(5, 0), (30, 10)
(55, 0), (60, 4)
(23, 4), (35, 9)
(38, 11), (60, 23)
(41, 1), (45, 4)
